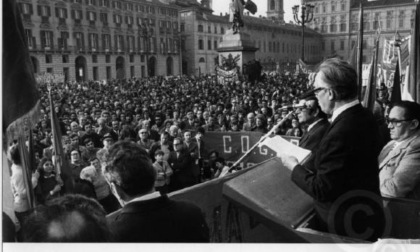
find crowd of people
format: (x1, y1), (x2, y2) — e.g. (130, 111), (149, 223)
(4, 58), (420, 242)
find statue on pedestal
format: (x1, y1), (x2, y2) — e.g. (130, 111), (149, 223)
(229, 0), (257, 34)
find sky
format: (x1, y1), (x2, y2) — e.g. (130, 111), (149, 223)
(211, 0), (303, 23)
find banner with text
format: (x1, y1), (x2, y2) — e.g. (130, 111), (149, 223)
(203, 132), (300, 169)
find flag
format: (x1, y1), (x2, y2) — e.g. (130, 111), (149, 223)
(362, 37), (379, 112)
(17, 137), (36, 209)
(3, 0), (40, 137)
(391, 60), (402, 103)
(49, 91), (74, 192)
(244, 0), (258, 15)
(348, 41), (358, 69)
(357, 3), (364, 100)
(407, 1), (420, 103)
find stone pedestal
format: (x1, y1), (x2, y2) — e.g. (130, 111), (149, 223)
(217, 29), (258, 74)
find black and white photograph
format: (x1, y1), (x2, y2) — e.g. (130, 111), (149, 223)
(2, 0), (420, 250)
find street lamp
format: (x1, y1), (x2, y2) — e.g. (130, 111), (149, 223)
(292, 2), (314, 62)
(140, 23), (153, 77)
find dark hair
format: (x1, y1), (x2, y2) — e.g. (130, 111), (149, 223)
(305, 96), (328, 119)
(391, 100), (420, 129)
(105, 141), (156, 197)
(22, 194), (110, 242)
(155, 150), (164, 156)
(317, 58), (358, 101)
(38, 157), (53, 171)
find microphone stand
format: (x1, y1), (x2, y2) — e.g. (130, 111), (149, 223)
(228, 110), (295, 172)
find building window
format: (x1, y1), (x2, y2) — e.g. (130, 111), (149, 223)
(130, 66), (135, 77)
(130, 54), (134, 63)
(45, 54), (52, 64)
(221, 27), (225, 34)
(331, 3), (336, 12)
(208, 40), (211, 50)
(141, 55), (145, 62)
(363, 40), (367, 49)
(198, 25), (203, 32)
(270, 0), (275, 10)
(38, 5), (51, 17)
(208, 26), (211, 33)
(341, 3), (346, 11)
(62, 55), (69, 63)
(106, 66), (111, 79)
(40, 30), (53, 49)
(214, 40), (217, 50)
(340, 23), (346, 32)
(92, 54), (97, 63)
(198, 39), (203, 50)
(214, 26), (217, 34)
(75, 32), (84, 49)
(180, 23), (185, 32)
(331, 41), (335, 51)
(93, 67), (98, 80)
(47, 68), (53, 73)
(106, 54), (111, 63)
(340, 40), (344, 50)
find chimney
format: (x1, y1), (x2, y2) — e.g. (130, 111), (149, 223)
(220, 12), (222, 16)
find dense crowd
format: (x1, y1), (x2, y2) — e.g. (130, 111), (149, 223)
(6, 57), (420, 242)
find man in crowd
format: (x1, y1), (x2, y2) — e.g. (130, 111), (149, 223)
(105, 141), (209, 242)
(378, 101), (420, 200)
(80, 122), (102, 148)
(168, 137), (195, 191)
(278, 58), (383, 240)
(242, 112), (256, 131)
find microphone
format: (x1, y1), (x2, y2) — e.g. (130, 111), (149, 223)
(281, 104), (305, 110)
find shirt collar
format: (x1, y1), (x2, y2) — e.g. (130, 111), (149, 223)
(331, 100), (359, 123)
(127, 191), (160, 204)
(307, 118), (323, 132)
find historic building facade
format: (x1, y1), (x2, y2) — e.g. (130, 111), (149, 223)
(17, 0), (181, 81)
(306, 0), (417, 63)
(178, 0), (323, 75)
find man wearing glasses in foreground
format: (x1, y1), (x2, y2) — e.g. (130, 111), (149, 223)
(278, 58), (383, 241)
(378, 101), (420, 200)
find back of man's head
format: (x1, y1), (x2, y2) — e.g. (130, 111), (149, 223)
(106, 141), (156, 197)
(22, 194), (110, 242)
(317, 58), (358, 101)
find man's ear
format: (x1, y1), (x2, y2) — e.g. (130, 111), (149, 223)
(328, 89), (336, 101)
(411, 119), (419, 130)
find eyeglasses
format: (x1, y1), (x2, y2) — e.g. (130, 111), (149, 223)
(313, 87), (329, 96)
(140, 132), (147, 134)
(174, 143), (182, 146)
(385, 117), (413, 127)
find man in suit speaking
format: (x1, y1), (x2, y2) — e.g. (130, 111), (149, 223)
(106, 141), (209, 242)
(278, 58), (384, 241)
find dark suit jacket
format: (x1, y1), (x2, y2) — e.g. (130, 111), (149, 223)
(168, 150), (195, 190)
(299, 119), (330, 152)
(291, 104), (381, 237)
(107, 194), (209, 242)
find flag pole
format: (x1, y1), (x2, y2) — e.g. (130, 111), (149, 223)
(229, 111), (295, 172)
(357, 3), (364, 100)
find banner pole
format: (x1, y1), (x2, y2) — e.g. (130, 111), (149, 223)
(229, 111), (294, 171)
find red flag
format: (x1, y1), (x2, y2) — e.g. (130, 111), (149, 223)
(391, 60), (402, 103)
(408, 1), (420, 103)
(3, 0), (40, 137)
